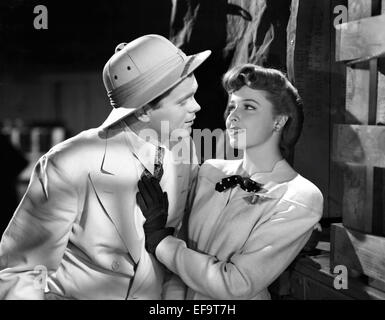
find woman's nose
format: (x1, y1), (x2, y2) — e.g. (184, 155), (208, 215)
(229, 109), (240, 122)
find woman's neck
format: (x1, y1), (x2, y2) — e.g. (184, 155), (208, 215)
(242, 142), (283, 175)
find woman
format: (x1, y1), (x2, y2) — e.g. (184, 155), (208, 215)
(137, 64), (323, 300)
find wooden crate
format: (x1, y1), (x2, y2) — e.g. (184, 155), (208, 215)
(332, 0), (385, 235)
(331, 223), (385, 283)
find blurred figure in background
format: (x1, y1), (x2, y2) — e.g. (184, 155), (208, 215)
(0, 132), (28, 235)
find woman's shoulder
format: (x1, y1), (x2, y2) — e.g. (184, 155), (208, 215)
(284, 174), (324, 211)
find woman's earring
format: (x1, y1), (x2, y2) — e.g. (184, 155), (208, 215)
(274, 124), (281, 132)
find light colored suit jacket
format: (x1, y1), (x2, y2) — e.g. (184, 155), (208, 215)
(0, 122), (197, 299)
(157, 159), (324, 300)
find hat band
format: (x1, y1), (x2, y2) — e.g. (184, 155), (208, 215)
(108, 54), (185, 109)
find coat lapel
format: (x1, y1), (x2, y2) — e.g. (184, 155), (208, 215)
(88, 125), (188, 266)
(89, 126), (145, 264)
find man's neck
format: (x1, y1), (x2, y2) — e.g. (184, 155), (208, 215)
(123, 118), (163, 147)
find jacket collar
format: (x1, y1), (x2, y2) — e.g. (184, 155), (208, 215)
(119, 122), (159, 175)
(206, 159), (297, 200)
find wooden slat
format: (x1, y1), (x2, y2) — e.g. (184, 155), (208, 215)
(336, 14), (385, 62)
(378, 65), (385, 124)
(290, 254), (385, 299)
(346, 68), (370, 123)
(342, 165), (375, 233)
(330, 223), (385, 283)
(332, 124), (385, 167)
(348, 0), (373, 20)
(377, 0), (385, 124)
(336, 1), (384, 234)
(332, 124), (385, 233)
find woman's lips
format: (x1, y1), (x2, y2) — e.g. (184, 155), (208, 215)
(227, 127), (243, 134)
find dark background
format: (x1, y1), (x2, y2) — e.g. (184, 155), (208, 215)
(0, 0), (347, 234)
(0, 0), (172, 70)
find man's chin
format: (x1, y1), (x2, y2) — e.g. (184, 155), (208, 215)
(170, 127), (191, 140)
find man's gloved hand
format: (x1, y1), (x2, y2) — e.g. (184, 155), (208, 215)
(136, 175), (174, 255)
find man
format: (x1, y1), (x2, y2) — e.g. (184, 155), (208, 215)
(0, 34), (211, 299)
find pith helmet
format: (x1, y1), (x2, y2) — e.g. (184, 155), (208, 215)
(101, 34), (211, 128)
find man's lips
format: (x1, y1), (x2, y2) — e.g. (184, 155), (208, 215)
(185, 117), (196, 125)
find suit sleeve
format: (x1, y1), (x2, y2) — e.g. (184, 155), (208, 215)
(156, 191), (323, 299)
(0, 153), (80, 299)
(162, 140), (199, 300)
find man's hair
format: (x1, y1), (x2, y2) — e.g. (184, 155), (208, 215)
(222, 64), (304, 160)
(136, 73), (195, 116)
(129, 86), (170, 119)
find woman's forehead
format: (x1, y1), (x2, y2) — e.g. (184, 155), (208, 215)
(230, 86), (270, 102)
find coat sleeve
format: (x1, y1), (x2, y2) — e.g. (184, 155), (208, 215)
(162, 142), (200, 300)
(0, 152), (80, 299)
(156, 191), (323, 300)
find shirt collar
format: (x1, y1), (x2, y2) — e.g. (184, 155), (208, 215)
(248, 159), (297, 184)
(246, 159), (297, 199)
(119, 121), (159, 174)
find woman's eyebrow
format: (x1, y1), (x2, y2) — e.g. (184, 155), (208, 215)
(242, 98), (260, 105)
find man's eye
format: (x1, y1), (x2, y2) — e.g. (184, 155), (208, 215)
(180, 96), (193, 106)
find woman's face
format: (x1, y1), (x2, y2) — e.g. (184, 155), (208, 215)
(225, 86), (278, 150)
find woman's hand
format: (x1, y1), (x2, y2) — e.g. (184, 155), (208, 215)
(136, 175), (174, 255)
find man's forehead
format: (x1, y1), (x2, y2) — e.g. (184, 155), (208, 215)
(170, 74), (197, 97)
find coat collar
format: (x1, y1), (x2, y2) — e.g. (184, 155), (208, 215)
(204, 159), (297, 200)
(119, 122), (159, 175)
(92, 123), (186, 264)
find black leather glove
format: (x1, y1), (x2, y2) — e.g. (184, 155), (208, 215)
(136, 176), (174, 254)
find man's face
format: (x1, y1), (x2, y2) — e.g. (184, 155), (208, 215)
(146, 75), (201, 141)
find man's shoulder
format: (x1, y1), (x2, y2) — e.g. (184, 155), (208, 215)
(50, 127), (102, 153)
(43, 127), (106, 169)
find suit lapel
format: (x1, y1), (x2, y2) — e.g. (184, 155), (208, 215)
(89, 125), (188, 266)
(89, 126), (145, 264)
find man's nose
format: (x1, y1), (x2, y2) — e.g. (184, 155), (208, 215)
(189, 98), (201, 113)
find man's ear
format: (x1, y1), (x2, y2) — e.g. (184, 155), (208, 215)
(135, 106), (152, 123)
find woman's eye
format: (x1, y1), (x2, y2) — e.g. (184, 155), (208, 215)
(244, 104), (256, 110)
(227, 105), (235, 112)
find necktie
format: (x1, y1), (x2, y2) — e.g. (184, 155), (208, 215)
(215, 175), (264, 193)
(142, 146), (164, 181)
(153, 146), (164, 180)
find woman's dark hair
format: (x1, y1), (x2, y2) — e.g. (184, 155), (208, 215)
(222, 64), (304, 161)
